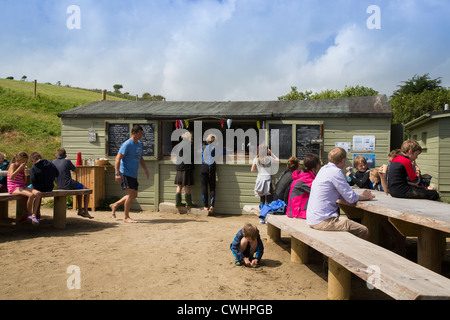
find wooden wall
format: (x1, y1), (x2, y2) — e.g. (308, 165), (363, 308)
(60, 117), (391, 214)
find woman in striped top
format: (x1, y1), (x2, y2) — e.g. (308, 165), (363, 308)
(7, 152), (42, 224)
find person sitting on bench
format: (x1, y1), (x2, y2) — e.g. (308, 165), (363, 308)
(306, 147), (375, 239)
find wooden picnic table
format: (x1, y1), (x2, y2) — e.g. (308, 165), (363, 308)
(0, 189), (93, 229)
(338, 189), (450, 273)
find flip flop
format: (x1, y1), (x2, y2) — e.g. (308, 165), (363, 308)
(28, 216), (39, 225)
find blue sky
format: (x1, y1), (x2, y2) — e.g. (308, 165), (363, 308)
(1, 0), (449, 101)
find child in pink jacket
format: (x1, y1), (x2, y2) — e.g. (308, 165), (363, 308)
(286, 153), (321, 219)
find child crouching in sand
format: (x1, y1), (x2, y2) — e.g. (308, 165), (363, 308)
(230, 223), (264, 267)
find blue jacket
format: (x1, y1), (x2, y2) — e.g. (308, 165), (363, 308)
(230, 229), (264, 262)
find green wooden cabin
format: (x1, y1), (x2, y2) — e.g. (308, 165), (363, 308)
(57, 95), (393, 214)
(405, 109), (450, 201)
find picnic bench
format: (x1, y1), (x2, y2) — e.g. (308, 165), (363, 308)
(0, 189), (93, 229)
(338, 189), (450, 273)
(243, 205), (450, 300)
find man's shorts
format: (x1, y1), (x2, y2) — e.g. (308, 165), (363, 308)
(310, 216), (368, 239)
(121, 174), (139, 191)
(74, 181), (85, 189)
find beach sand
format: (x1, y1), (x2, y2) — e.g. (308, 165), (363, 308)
(0, 205), (391, 300)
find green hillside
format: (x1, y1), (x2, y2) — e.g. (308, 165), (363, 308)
(0, 79), (127, 163)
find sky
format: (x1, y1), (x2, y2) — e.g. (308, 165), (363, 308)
(0, 0), (449, 101)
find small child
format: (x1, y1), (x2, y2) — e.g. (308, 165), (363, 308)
(0, 152), (10, 193)
(30, 152), (59, 218)
(30, 152), (59, 192)
(369, 168), (383, 192)
(230, 223), (264, 267)
(7, 152), (42, 224)
(346, 155), (371, 189)
(251, 144), (279, 206)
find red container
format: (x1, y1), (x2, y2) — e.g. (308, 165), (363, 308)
(76, 152), (82, 166)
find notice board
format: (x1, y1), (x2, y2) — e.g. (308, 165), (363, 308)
(107, 123), (130, 157)
(296, 124), (322, 160)
(269, 124), (292, 159)
(134, 123), (155, 157)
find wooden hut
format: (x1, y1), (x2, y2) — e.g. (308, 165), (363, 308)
(57, 95), (393, 214)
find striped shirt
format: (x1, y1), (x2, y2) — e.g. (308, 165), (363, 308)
(7, 170), (26, 194)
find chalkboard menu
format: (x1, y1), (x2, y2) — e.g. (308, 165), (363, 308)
(134, 123), (155, 157)
(296, 124), (321, 160)
(269, 124), (292, 159)
(107, 123), (130, 156)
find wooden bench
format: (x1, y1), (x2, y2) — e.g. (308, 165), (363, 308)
(0, 189), (93, 229)
(256, 211), (450, 300)
(338, 190), (450, 273)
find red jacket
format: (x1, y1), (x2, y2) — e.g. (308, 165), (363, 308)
(286, 170), (316, 219)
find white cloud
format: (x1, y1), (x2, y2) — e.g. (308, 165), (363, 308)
(1, 0), (449, 100)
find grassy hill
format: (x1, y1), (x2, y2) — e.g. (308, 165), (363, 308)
(0, 79), (127, 163)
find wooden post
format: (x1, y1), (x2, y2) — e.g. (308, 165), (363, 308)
(53, 196), (67, 229)
(34, 80), (37, 98)
(267, 223), (281, 243)
(418, 226), (443, 273)
(102, 90), (106, 101)
(328, 258), (351, 300)
(291, 237), (309, 264)
(16, 198), (27, 222)
(362, 211), (380, 244)
(0, 201), (8, 219)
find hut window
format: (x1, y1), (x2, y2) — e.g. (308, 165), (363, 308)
(161, 120), (260, 162)
(420, 132), (427, 151)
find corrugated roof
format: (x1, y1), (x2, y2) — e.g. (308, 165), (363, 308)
(58, 94), (392, 120)
(405, 109), (450, 129)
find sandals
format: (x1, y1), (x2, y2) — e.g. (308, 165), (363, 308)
(27, 215), (40, 225)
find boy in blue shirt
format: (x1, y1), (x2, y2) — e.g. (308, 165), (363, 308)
(110, 125), (150, 223)
(230, 223), (264, 267)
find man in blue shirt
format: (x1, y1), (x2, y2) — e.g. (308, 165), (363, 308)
(306, 147), (374, 239)
(110, 125), (149, 223)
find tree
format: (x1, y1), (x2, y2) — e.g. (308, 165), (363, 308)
(113, 84), (123, 94)
(389, 74), (448, 124)
(391, 73), (442, 97)
(141, 92), (166, 101)
(278, 85), (378, 101)
(21, 75), (27, 81)
(390, 87), (450, 124)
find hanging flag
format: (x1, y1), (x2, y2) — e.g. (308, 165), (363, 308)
(184, 120), (189, 128)
(220, 118), (224, 128)
(257, 121), (260, 130)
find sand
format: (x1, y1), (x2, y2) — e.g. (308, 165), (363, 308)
(0, 205), (391, 301)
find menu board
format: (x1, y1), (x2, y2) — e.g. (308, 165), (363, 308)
(107, 123), (130, 156)
(296, 124), (321, 160)
(134, 123), (155, 157)
(269, 124), (292, 159)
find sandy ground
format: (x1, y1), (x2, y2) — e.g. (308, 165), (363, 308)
(0, 205), (393, 301)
